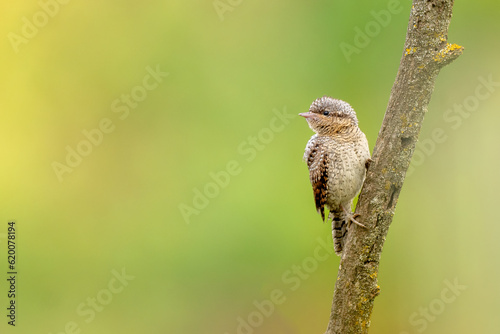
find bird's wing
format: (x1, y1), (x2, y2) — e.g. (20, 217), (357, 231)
(305, 141), (329, 222)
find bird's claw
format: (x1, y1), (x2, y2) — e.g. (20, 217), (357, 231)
(348, 215), (367, 228)
(341, 206), (367, 228)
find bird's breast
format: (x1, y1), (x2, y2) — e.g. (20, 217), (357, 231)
(325, 136), (370, 206)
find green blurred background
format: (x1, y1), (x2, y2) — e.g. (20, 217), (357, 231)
(1, 1), (499, 333)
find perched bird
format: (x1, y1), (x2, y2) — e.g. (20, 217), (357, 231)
(300, 96), (371, 255)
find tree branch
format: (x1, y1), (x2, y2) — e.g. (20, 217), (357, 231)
(325, 1), (463, 333)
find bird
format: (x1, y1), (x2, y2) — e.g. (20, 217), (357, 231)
(300, 96), (371, 255)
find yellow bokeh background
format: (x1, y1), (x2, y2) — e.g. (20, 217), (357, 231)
(1, 1), (499, 333)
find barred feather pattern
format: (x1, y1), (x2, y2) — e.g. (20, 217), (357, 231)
(306, 143), (329, 221)
(332, 211), (348, 255)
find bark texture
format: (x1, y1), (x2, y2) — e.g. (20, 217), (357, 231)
(325, 1), (463, 333)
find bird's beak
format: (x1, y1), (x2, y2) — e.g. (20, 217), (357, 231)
(299, 112), (315, 119)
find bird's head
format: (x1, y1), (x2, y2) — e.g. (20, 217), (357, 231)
(299, 96), (359, 135)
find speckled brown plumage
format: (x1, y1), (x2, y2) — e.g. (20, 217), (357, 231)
(300, 96), (371, 255)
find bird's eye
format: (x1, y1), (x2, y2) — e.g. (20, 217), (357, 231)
(323, 111), (330, 116)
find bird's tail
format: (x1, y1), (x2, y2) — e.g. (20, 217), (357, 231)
(332, 211), (347, 256)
